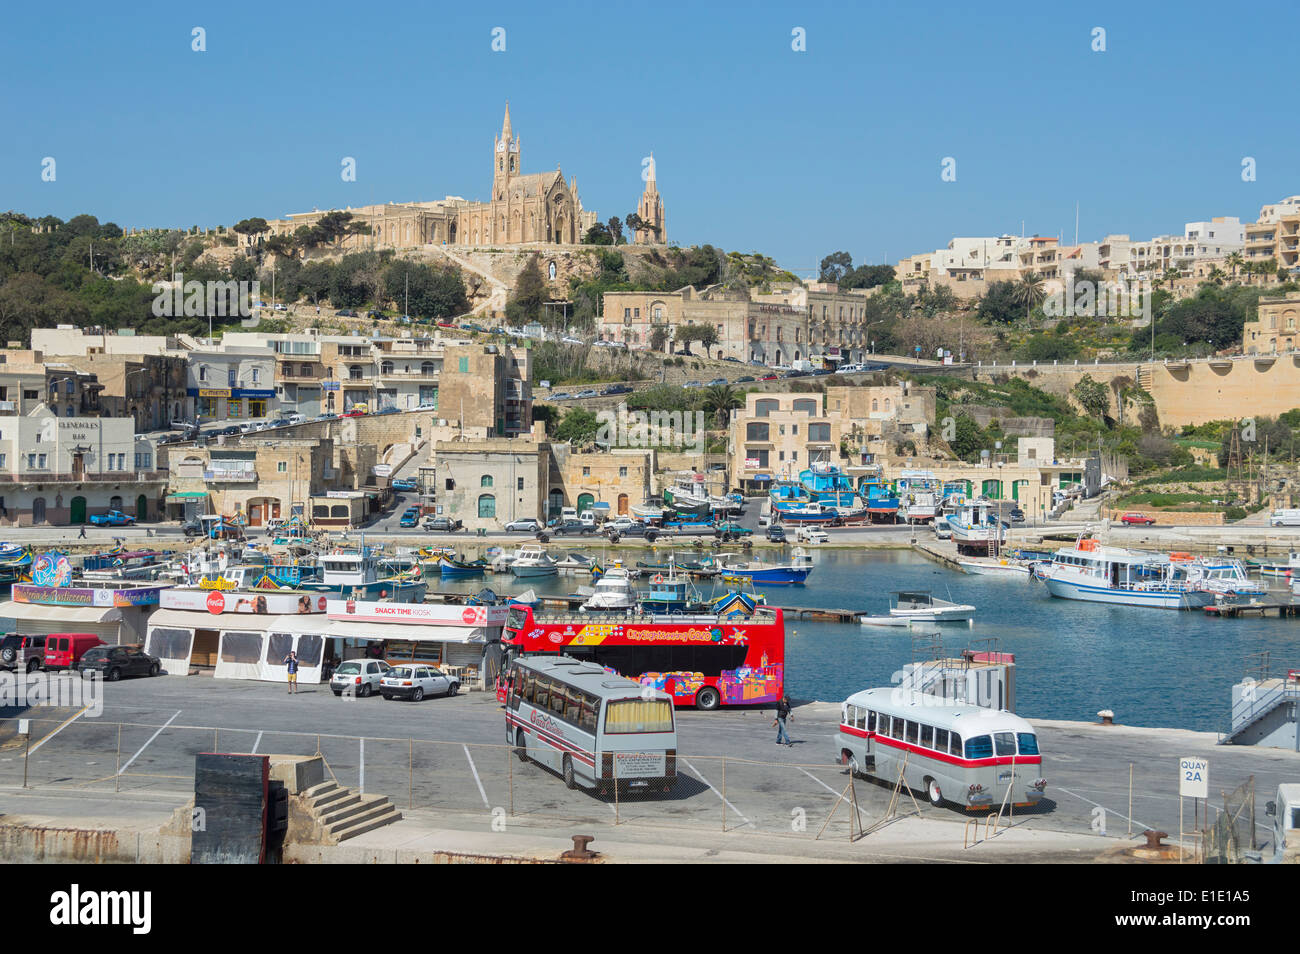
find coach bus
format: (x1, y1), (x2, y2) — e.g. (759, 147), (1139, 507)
(499, 603), (785, 710)
(837, 687), (1047, 810)
(504, 654), (677, 792)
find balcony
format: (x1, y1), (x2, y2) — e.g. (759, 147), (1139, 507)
(0, 470), (168, 484)
(203, 467), (258, 482)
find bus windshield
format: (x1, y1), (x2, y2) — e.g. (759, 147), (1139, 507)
(605, 699), (674, 734)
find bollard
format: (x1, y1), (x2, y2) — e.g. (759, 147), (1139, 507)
(561, 835), (598, 861)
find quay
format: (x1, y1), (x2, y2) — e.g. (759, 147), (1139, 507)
(1205, 600), (1300, 619)
(775, 604), (861, 623)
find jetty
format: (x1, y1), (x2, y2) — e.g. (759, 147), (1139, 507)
(1204, 600), (1300, 619)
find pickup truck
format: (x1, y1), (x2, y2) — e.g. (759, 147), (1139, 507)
(88, 510), (135, 527)
(604, 521), (661, 543)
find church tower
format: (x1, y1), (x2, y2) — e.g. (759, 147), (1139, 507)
(493, 102), (519, 198)
(634, 153), (666, 244)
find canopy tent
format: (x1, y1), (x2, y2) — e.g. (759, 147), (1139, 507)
(144, 610), (330, 682)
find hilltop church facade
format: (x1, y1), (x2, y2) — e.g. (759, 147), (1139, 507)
(262, 104), (665, 250)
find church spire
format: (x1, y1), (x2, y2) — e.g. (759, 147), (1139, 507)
(501, 101), (512, 142)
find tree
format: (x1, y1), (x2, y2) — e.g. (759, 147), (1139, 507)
(233, 217), (269, 236)
(625, 212), (645, 237)
(948, 414), (984, 462)
(699, 383), (742, 427)
(674, 322), (718, 354)
(976, 281), (1022, 325)
(505, 255), (547, 326)
(582, 223), (613, 245)
(818, 251), (852, 284)
(1012, 273), (1046, 322)
(839, 263), (897, 290)
(1072, 374), (1110, 420)
(649, 325), (669, 351)
(1227, 251), (1243, 280)
(607, 217), (624, 246)
(554, 407), (601, 444)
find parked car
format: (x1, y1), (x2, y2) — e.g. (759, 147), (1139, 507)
(43, 634), (106, 671)
(180, 519), (205, 538)
(336, 309), (358, 317)
(683, 380), (703, 389)
(1120, 512), (1156, 526)
(736, 376), (755, 383)
(550, 392), (572, 401)
(766, 524), (787, 543)
(88, 510), (134, 527)
(722, 356), (741, 363)
(713, 521), (752, 538)
(504, 518), (543, 532)
(220, 425), (241, 435)
(601, 384), (632, 396)
(421, 516), (462, 532)
(605, 516), (644, 533)
(574, 389), (599, 399)
(760, 373), (779, 381)
(330, 658), (392, 697)
(562, 336), (584, 345)
(76, 645), (161, 681)
(550, 519), (596, 536)
(811, 367), (832, 376)
(796, 526), (829, 544)
(391, 478), (418, 492)
(286, 413), (306, 425)
(399, 508), (420, 528)
(380, 665), (460, 701)
(1008, 507), (1026, 525)
(273, 303), (287, 311)
(0, 634), (46, 673)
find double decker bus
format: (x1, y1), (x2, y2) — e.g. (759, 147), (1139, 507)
(505, 654), (677, 792)
(500, 603), (785, 710)
(837, 687), (1047, 811)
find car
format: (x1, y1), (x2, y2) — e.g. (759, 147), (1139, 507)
(1008, 508), (1026, 525)
(604, 516), (644, 533)
(437, 320), (456, 328)
(811, 367), (832, 376)
(399, 509), (420, 528)
(736, 376), (755, 383)
(273, 303), (287, 311)
(713, 521), (752, 538)
(601, 384), (632, 396)
(0, 634), (46, 673)
(562, 336), (584, 345)
(837, 364), (864, 374)
(336, 309), (358, 317)
(171, 419), (195, 430)
(748, 359), (766, 367)
(88, 510), (135, 527)
(504, 518), (543, 532)
(180, 519), (205, 538)
(380, 664), (459, 701)
(421, 516), (462, 532)
(220, 425), (241, 436)
(760, 373), (778, 381)
(784, 369), (808, 378)
(706, 378), (728, 387)
(550, 519), (596, 536)
(722, 356), (741, 363)
(330, 658), (392, 697)
(374, 407), (400, 415)
(1120, 512), (1156, 526)
(342, 409), (366, 417)
(391, 478), (418, 492)
(766, 524), (787, 543)
(683, 381), (703, 389)
(43, 634), (106, 671)
(286, 413), (306, 425)
(550, 392), (572, 401)
(76, 645), (161, 681)
(315, 413), (336, 421)
(572, 389), (598, 399)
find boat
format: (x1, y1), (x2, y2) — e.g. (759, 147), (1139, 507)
(308, 547), (427, 599)
(772, 501), (851, 525)
(630, 504), (666, 522)
(579, 565), (638, 612)
(1184, 558), (1268, 596)
(856, 468), (901, 523)
(508, 588), (540, 609)
(798, 463), (860, 509)
(1039, 537), (1215, 610)
(714, 546), (815, 585)
(957, 558), (1033, 578)
(508, 544), (558, 579)
(80, 549), (170, 582)
(438, 555), (488, 578)
(895, 470), (940, 523)
(1247, 551), (1300, 577)
(553, 551), (597, 573)
(640, 568), (704, 614)
(858, 614), (916, 627)
(888, 590), (976, 623)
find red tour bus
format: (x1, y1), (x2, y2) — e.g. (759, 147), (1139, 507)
(500, 604), (785, 710)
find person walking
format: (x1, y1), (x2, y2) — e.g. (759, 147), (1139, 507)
(283, 650), (299, 694)
(773, 693), (792, 746)
(78, 523), (87, 539)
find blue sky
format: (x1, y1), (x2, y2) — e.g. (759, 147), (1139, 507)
(3, 0), (1297, 273)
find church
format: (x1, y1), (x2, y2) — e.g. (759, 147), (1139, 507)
(263, 105), (665, 250)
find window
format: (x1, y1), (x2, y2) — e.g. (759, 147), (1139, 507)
(458, 357), (469, 373)
(964, 735), (993, 759)
(582, 467), (590, 477)
(935, 728), (949, 752)
(1017, 733), (1039, 756)
(905, 720), (919, 744)
(746, 423), (769, 441)
(533, 676), (550, 710)
(876, 714), (889, 736)
(579, 694), (599, 733)
(604, 699), (673, 734)
(251, 368), (260, 384)
(277, 461), (287, 473)
(480, 475), (493, 488)
(890, 716), (905, 741)
(619, 466), (628, 477)
(949, 732), (962, 756)
(920, 724), (933, 749)
(994, 732), (1017, 757)
(445, 478), (455, 491)
(199, 366), (208, 383)
(867, 710), (876, 732)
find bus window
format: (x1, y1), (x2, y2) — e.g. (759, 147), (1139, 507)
(965, 735), (993, 759)
(950, 732), (962, 756)
(580, 694), (599, 733)
(905, 721), (918, 744)
(564, 688), (582, 724)
(935, 728), (949, 752)
(549, 683), (566, 716)
(522, 671), (535, 703)
(994, 732), (1017, 756)
(920, 724), (933, 749)
(605, 699), (674, 734)
(876, 714), (889, 736)
(867, 710), (876, 732)
(854, 707), (865, 730)
(533, 676), (550, 710)
(891, 717), (905, 741)
(1017, 733), (1039, 756)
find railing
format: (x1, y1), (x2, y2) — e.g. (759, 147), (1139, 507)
(0, 470), (168, 483)
(1223, 679), (1299, 741)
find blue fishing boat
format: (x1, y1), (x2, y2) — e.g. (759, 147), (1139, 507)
(715, 547), (815, 585)
(798, 463), (859, 508)
(438, 555), (488, 578)
(640, 568), (703, 614)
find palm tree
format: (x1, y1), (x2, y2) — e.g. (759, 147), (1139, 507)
(1012, 272), (1046, 323)
(700, 383), (742, 428)
(1206, 266), (1227, 287)
(1227, 252), (1243, 282)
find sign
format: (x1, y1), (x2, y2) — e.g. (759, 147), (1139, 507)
(744, 458), (760, 469)
(326, 599), (507, 627)
(321, 382), (340, 391)
(372, 464), (393, 478)
(197, 388), (232, 398)
(31, 552), (74, 587)
(1179, 757), (1208, 799)
(12, 583), (164, 608)
(326, 491), (361, 499)
(160, 588), (328, 615)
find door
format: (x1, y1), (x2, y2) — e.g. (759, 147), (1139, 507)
(32, 498), (46, 525)
(618, 494), (629, 515)
(136, 494), (148, 521)
(577, 493), (595, 512)
(70, 496), (87, 524)
(249, 504), (263, 527)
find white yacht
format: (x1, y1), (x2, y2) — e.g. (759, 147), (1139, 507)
(1184, 558), (1268, 597)
(508, 544), (558, 579)
(579, 565), (638, 612)
(888, 590), (976, 623)
(1040, 538), (1215, 610)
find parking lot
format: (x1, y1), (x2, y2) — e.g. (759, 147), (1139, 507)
(2, 673), (1294, 855)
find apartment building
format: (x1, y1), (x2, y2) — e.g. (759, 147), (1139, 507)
(165, 436), (338, 525)
(1242, 293), (1300, 354)
(433, 437), (551, 531)
(1244, 196), (1300, 274)
(727, 392), (841, 493)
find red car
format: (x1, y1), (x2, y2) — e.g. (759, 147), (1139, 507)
(760, 373), (779, 381)
(1120, 512), (1156, 525)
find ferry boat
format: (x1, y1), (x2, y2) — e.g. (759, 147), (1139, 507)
(895, 470), (940, 523)
(1039, 538), (1215, 610)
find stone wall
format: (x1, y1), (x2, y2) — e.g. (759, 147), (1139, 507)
(1104, 509), (1226, 526)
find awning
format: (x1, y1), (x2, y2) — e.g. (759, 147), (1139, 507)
(316, 619), (485, 644)
(167, 492), (210, 502)
(145, 610), (318, 634)
(0, 600), (122, 624)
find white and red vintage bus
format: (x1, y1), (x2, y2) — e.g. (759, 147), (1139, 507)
(505, 654), (677, 792)
(500, 603), (785, 710)
(837, 687), (1047, 810)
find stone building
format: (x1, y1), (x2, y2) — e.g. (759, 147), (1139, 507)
(727, 392), (842, 493)
(433, 437), (551, 531)
(1242, 292), (1300, 354)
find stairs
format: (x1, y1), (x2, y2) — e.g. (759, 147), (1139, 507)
(300, 780), (403, 843)
(1135, 366), (1153, 392)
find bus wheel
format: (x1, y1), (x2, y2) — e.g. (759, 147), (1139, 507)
(562, 755), (576, 789)
(695, 687), (720, 711)
(926, 778), (943, 806)
(841, 750), (859, 777)
(515, 729), (527, 762)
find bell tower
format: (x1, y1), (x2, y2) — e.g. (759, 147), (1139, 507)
(634, 152), (666, 245)
(493, 101), (519, 199)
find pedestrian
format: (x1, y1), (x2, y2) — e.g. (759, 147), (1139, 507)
(773, 693), (792, 746)
(283, 649), (299, 694)
(78, 523), (87, 539)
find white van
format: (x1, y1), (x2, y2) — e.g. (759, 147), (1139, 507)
(579, 510), (597, 528)
(1269, 509), (1300, 527)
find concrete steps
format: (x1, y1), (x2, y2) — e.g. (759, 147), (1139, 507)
(302, 781), (403, 843)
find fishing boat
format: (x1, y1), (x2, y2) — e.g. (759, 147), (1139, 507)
(798, 463), (860, 509)
(640, 568), (703, 614)
(438, 554), (488, 578)
(508, 588), (540, 609)
(895, 469), (940, 522)
(946, 497), (1007, 554)
(508, 544), (558, 579)
(579, 565), (638, 612)
(80, 549), (171, 582)
(0, 546), (33, 583)
(888, 590), (976, 623)
(553, 551), (597, 573)
(858, 614), (916, 627)
(307, 547), (427, 599)
(957, 557), (1033, 578)
(1039, 538), (1215, 610)
(1247, 551), (1300, 577)
(1184, 558), (1268, 597)
(629, 503), (666, 523)
(715, 547), (815, 585)
(773, 501), (854, 525)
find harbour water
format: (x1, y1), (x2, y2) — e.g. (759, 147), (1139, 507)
(433, 546), (1300, 732)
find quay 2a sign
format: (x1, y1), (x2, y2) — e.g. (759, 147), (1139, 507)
(1179, 757), (1208, 799)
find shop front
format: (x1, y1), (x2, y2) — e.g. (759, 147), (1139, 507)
(0, 582), (168, 646)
